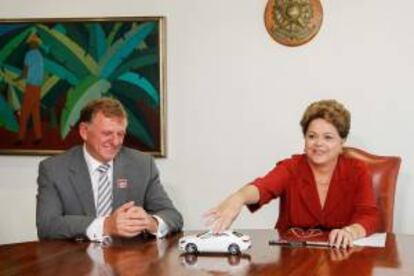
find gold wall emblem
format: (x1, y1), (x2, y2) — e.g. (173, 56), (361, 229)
(264, 0), (323, 47)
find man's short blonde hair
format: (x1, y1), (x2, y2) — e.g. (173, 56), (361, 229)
(79, 97), (127, 124)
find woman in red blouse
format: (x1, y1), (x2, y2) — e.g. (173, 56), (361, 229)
(205, 99), (379, 248)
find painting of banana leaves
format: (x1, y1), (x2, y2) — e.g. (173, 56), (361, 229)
(0, 17), (166, 156)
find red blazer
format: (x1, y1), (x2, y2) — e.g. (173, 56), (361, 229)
(248, 154), (379, 235)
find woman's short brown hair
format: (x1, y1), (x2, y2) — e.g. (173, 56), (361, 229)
(79, 97), (127, 124)
(300, 99), (351, 139)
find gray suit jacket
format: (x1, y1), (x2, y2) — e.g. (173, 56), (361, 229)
(36, 146), (183, 239)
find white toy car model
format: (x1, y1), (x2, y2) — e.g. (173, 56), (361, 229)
(179, 230), (251, 255)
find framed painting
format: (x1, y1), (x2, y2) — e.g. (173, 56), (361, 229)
(0, 16), (166, 157)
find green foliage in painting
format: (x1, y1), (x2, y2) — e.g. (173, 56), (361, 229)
(0, 19), (161, 149)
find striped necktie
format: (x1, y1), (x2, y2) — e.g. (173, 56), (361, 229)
(96, 163), (112, 217)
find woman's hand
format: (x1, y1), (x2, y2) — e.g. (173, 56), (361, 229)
(204, 193), (245, 234)
(329, 224), (366, 249)
(329, 228), (354, 249)
(204, 185), (260, 234)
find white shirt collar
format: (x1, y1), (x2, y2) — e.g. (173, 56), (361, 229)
(82, 144), (113, 174)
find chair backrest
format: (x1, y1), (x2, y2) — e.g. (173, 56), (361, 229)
(343, 147), (401, 233)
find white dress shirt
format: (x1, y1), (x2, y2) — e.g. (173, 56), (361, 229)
(83, 145), (169, 241)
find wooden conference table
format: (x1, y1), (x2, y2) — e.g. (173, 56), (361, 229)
(0, 229), (413, 275)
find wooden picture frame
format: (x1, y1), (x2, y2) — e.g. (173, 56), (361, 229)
(0, 16), (166, 157)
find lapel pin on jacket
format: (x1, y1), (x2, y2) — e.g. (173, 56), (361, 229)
(116, 178), (128, 189)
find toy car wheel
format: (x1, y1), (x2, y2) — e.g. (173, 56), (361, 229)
(228, 243), (240, 255)
(185, 243), (198, 254)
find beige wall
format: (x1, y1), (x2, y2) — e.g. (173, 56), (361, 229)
(1, 0), (413, 244)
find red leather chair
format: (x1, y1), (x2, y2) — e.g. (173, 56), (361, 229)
(343, 147), (401, 233)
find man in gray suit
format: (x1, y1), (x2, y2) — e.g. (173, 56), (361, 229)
(36, 98), (183, 241)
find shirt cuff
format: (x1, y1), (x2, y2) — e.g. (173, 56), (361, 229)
(86, 217), (110, 242)
(151, 215), (169, 238)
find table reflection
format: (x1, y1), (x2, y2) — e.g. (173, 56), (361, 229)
(250, 233), (400, 275)
(180, 253), (251, 274)
(34, 241), (92, 275)
(87, 236), (167, 275)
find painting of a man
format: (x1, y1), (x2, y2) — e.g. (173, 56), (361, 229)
(15, 33), (44, 145)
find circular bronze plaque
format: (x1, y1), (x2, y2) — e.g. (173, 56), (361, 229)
(264, 0), (323, 47)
